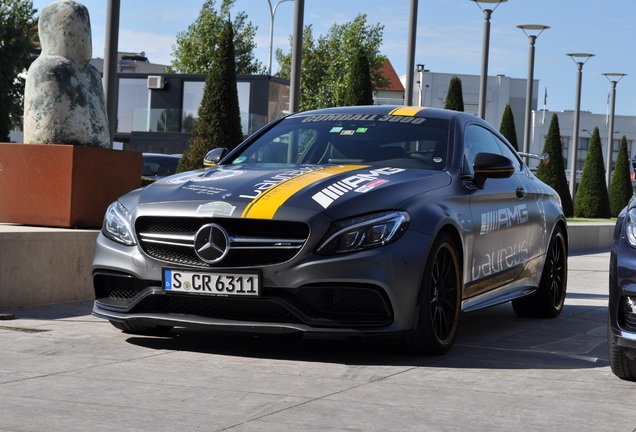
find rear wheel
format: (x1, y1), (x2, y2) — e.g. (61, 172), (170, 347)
(512, 226), (567, 318)
(401, 233), (461, 355)
(608, 317), (636, 381)
(109, 320), (173, 335)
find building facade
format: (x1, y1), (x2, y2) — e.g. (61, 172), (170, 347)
(405, 70), (636, 182)
(113, 73), (290, 154)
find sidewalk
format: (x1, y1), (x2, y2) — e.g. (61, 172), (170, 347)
(0, 250), (628, 432)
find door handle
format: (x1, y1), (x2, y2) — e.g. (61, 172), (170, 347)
(516, 187), (526, 198)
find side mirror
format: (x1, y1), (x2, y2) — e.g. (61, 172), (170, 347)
(203, 148), (228, 167)
(473, 152), (515, 189)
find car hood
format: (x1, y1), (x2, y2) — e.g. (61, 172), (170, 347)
(126, 164), (451, 221)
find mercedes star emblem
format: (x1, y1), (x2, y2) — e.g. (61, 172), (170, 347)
(194, 223), (229, 263)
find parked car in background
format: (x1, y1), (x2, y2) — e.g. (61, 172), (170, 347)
(141, 153), (181, 183)
(93, 106), (568, 355)
(609, 198), (636, 380)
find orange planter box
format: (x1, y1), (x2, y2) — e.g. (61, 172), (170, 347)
(0, 143), (141, 228)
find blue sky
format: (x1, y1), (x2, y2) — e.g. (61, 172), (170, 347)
(31, 0), (636, 117)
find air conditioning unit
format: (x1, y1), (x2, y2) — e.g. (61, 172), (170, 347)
(147, 75), (165, 90)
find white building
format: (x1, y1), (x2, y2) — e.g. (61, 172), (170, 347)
(403, 70), (636, 179)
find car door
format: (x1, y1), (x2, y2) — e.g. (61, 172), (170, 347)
(463, 123), (536, 298)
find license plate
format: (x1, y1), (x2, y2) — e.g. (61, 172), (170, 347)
(163, 269), (260, 297)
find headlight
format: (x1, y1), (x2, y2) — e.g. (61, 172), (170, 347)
(102, 201), (136, 246)
(626, 208), (636, 248)
(316, 211), (410, 255)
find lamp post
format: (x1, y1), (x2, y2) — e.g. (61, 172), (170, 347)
(471, 0), (507, 119)
(603, 72), (627, 187)
(404, 0), (419, 106)
(416, 64), (425, 107)
(517, 24), (549, 157)
(267, 0), (294, 77)
(567, 53), (595, 201)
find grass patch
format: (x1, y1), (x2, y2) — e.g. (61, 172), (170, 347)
(567, 217), (616, 223)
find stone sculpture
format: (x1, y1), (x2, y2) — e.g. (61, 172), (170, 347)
(23, 0), (110, 148)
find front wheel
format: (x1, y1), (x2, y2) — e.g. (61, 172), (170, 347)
(512, 225), (567, 318)
(401, 233), (461, 355)
(608, 316), (636, 381)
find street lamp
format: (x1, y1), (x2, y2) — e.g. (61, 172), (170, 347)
(567, 53), (595, 201)
(517, 24), (549, 157)
(603, 72), (627, 187)
(471, 0), (507, 119)
(416, 64), (425, 107)
(267, 0), (294, 76)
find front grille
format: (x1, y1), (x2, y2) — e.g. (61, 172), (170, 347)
(95, 273), (393, 327)
(133, 295), (301, 323)
(136, 216), (310, 268)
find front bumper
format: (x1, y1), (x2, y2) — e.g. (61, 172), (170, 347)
(92, 229), (432, 335)
(609, 233), (636, 349)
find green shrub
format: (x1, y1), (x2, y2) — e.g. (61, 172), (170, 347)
(178, 19), (243, 173)
(343, 48), (374, 106)
(574, 126), (610, 218)
(536, 114), (573, 216)
(499, 104), (518, 151)
(444, 77), (464, 112)
(609, 135), (633, 216)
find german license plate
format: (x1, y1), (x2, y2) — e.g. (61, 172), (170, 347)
(163, 269), (260, 297)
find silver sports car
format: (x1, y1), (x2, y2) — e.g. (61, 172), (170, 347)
(92, 106), (568, 355)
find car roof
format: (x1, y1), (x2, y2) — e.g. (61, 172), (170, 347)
(286, 105), (464, 122)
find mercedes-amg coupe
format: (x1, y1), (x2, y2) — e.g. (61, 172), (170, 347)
(92, 106), (568, 355)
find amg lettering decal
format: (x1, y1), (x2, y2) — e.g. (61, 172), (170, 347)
(480, 204), (528, 235)
(312, 167), (404, 209)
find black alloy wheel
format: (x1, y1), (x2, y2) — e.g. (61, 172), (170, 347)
(402, 232), (461, 355)
(513, 225), (567, 318)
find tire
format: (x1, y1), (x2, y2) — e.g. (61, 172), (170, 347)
(512, 225), (567, 318)
(401, 233), (461, 355)
(608, 316), (636, 381)
(109, 320), (173, 335)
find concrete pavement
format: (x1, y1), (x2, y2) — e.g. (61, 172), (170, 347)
(0, 250), (632, 432)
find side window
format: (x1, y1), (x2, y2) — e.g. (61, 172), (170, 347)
(463, 124), (503, 174)
(493, 134), (523, 172)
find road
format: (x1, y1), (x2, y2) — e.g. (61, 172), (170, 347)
(0, 250), (631, 432)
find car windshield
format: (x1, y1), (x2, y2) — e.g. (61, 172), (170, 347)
(223, 113), (451, 171)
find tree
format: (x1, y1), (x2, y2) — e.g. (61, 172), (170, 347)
(275, 14), (386, 110)
(168, 0), (263, 74)
(444, 76), (464, 112)
(536, 114), (573, 217)
(574, 126), (610, 218)
(499, 104), (518, 151)
(343, 48), (374, 106)
(0, 0), (37, 141)
(177, 20), (243, 172)
(609, 135), (633, 217)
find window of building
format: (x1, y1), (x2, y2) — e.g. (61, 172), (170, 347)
(117, 78), (150, 133)
(182, 81), (205, 133)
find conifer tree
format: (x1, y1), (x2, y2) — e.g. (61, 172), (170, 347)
(499, 104), (519, 151)
(574, 126), (610, 218)
(609, 135), (633, 217)
(444, 76), (464, 112)
(178, 20), (243, 172)
(536, 114), (573, 217)
(343, 48), (374, 106)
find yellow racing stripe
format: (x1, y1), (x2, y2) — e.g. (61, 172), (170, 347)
(241, 165), (368, 219)
(388, 106), (424, 117)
